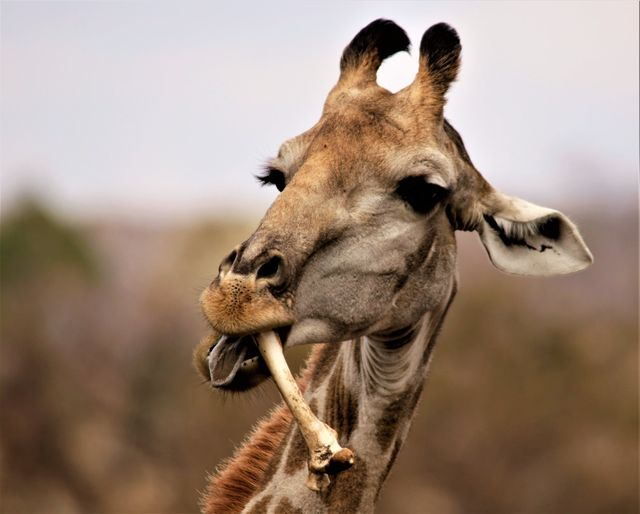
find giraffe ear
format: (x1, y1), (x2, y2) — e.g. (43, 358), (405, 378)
(477, 192), (593, 276)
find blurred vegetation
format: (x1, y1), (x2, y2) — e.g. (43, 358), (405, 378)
(0, 198), (637, 513)
(0, 199), (99, 286)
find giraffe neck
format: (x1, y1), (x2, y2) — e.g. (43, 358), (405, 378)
(203, 280), (455, 514)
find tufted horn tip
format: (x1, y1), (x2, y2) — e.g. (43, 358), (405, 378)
(340, 19), (410, 77)
(419, 22), (461, 95)
(420, 23), (460, 63)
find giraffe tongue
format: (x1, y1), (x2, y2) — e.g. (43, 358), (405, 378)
(208, 335), (252, 386)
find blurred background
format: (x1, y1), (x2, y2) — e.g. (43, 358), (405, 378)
(1, 2), (638, 513)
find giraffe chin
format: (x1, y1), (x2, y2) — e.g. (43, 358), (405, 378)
(205, 326), (292, 392)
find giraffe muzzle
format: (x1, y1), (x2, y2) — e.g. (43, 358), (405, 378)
(200, 270), (295, 336)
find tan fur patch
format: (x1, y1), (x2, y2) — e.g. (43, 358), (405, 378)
(201, 345), (326, 514)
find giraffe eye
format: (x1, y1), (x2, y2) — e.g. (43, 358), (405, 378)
(257, 167), (286, 192)
(397, 176), (448, 214)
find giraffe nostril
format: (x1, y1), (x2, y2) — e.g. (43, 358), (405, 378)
(257, 254), (283, 281)
(219, 249), (238, 275)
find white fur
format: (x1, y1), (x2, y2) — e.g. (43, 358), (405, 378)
(479, 193), (593, 276)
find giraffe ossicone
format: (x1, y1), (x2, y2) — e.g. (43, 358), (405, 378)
(195, 18), (592, 514)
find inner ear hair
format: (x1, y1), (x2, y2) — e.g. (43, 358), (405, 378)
(483, 214), (561, 249)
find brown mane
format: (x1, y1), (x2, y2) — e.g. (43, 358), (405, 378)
(200, 345), (328, 514)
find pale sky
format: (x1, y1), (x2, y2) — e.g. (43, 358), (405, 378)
(1, 1), (638, 222)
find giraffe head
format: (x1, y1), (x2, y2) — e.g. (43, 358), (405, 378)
(198, 20), (592, 390)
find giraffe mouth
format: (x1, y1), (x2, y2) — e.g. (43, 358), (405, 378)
(206, 326), (292, 390)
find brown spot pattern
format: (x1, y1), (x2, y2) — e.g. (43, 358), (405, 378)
(375, 383), (424, 452)
(309, 343), (341, 387)
(324, 358), (359, 443)
(284, 425), (307, 476)
(309, 398), (319, 416)
(376, 439), (403, 500)
(421, 283), (457, 366)
(351, 338), (362, 376)
(275, 497), (304, 514)
(325, 456), (369, 512)
(247, 495), (271, 514)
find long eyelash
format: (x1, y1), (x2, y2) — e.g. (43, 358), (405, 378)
(256, 166), (286, 191)
(256, 166), (273, 184)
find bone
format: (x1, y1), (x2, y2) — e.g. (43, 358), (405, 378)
(256, 331), (355, 492)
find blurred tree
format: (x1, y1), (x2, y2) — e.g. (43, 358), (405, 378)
(0, 197), (99, 287)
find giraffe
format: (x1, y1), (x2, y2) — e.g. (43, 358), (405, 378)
(194, 19), (592, 513)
